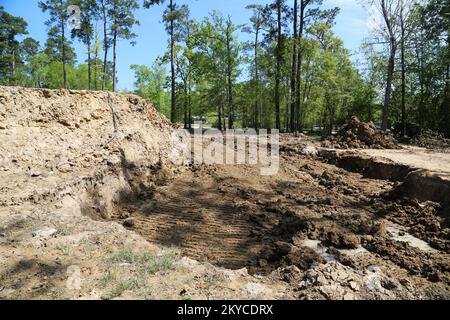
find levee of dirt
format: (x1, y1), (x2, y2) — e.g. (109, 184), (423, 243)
(0, 86), (180, 298)
(322, 117), (400, 150)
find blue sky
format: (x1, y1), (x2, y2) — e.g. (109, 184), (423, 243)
(0, 0), (371, 91)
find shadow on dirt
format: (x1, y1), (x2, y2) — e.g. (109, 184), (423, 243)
(0, 258), (69, 298)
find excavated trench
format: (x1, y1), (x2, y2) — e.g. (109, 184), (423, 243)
(82, 146), (450, 287)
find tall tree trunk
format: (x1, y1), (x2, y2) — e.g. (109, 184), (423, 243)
(112, 29), (117, 92)
(285, 77), (290, 132)
(87, 36), (92, 90)
(188, 97), (192, 130)
(415, 29), (425, 127)
(102, 0), (108, 91)
(227, 68), (233, 129)
(10, 41), (15, 85)
(443, 29), (450, 136)
(187, 41), (192, 130)
(296, 1), (306, 132)
(94, 41), (98, 91)
(324, 91), (332, 136)
(222, 95), (226, 130)
(290, 0), (298, 132)
(61, 14), (67, 89)
(400, 13), (406, 137)
(218, 93), (222, 131)
(183, 84), (188, 129)
(300, 67), (311, 129)
(275, 0), (282, 130)
(226, 28), (234, 129)
(380, 0), (397, 131)
(382, 41), (396, 131)
(170, 0), (176, 123)
(254, 24), (260, 129)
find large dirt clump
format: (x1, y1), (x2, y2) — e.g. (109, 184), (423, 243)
(322, 117), (401, 149)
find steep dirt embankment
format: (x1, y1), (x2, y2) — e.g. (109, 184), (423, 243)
(0, 86), (178, 213)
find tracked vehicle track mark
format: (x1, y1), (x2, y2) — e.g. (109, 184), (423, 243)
(109, 154), (450, 284)
(113, 171), (267, 271)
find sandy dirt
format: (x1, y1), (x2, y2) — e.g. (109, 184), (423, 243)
(361, 147), (450, 180)
(322, 117), (400, 150)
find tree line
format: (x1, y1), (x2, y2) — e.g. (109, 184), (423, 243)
(0, 0), (449, 136)
(363, 0), (449, 137)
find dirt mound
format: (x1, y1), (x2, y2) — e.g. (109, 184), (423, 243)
(0, 86), (180, 215)
(322, 117), (400, 149)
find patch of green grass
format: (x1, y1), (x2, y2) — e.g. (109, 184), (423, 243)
(80, 238), (98, 253)
(99, 270), (117, 288)
(99, 247), (179, 299)
(107, 247), (140, 264)
(56, 227), (72, 236)
(141, 250), (179, 275)
(107, 247), (179, 275)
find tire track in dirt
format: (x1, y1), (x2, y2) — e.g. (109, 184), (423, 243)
(112, 168), (266, 271)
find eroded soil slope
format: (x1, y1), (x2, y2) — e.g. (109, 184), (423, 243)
(0, 87), (291, 300)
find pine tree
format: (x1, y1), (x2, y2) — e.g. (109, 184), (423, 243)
(0, 6), (28, 85)
(39, 0), (70, 88)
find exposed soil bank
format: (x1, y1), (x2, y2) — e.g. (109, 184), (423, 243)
(318, 149), (413, 181)
(390, 170), (450, 205)
(318, 148), (450, 207)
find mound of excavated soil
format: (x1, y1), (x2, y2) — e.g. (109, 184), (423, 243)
(322, 117), (400, 150)
(0, 86), (180, 215)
